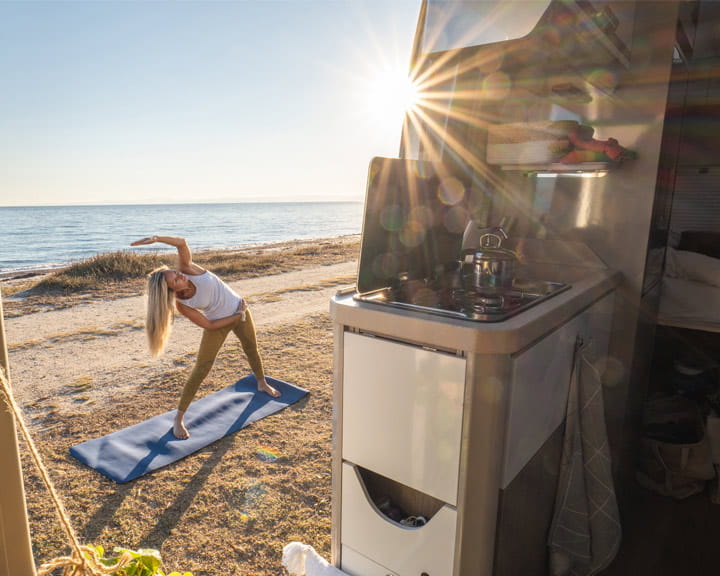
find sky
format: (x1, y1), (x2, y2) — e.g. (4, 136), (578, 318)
(0, 0), (421, 206)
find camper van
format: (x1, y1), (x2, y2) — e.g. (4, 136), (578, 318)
(330, 1), (720, 575)
(2, 1), (719, 575)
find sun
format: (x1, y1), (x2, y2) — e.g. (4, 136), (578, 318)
(365, 66), (421, 127)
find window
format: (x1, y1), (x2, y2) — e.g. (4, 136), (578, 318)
(420, 0), (551, 53)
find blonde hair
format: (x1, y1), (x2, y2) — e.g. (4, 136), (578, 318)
(146, 265), (175, 357)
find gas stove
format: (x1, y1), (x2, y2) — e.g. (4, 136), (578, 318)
(353, 278), (570, 322)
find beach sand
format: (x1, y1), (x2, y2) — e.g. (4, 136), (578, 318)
(2, 236), (358, 575)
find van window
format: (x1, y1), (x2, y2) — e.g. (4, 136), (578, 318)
(421, 0), (551, 53)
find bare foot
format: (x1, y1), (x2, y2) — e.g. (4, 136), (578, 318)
(258, 378), (281, 398)
(173, 412), (190, 439)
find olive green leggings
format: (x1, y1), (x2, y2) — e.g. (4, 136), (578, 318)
(178, 308), (265, 412)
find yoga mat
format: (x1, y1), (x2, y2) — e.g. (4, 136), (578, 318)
(70, 375), (307, 483)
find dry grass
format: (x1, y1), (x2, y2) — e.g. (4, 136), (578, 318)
(8, 237), (362, 575)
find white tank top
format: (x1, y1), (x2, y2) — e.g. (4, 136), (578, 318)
(177, 270), (243, 321)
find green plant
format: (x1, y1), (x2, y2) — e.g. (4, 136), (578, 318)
(91, 546), (192, 576)
(37, 544), (193, 575)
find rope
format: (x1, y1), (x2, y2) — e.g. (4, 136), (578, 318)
(0, 367), (134, 575)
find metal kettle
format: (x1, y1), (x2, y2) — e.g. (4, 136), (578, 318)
(471, 232), (517, 290)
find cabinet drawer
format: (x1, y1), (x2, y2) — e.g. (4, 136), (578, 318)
(341, 462), (456, 576)
(342, 332), (466, 504)
(341, 545), (398, 576)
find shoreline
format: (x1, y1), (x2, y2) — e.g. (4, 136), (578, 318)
(0, 233), (361, 284)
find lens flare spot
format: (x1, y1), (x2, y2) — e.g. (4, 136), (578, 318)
(444, 205), (469, 234)
(400, 220), (427, 248)
(536, 24), (561, 48)
(380, 203), (404, 232)
(412, 161), (433, 180)
(586, 68), (618, 91)
(437, 177), (465, 205)
(373, 252), (400, 279)
(482, 71), (512, 100)
(409, 205), (435, 228)
(257, 446), (282, 461)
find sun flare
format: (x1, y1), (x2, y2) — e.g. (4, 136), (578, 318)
(365, 67), (422, 127)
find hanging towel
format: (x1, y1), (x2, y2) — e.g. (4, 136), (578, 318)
(548, 339), (622, 576)
(282, 542), (350, 576)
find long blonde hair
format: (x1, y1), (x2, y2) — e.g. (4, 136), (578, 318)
(146, 265), (175, 357)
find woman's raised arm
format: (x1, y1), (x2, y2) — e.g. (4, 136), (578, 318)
(131, 235), (199, 273)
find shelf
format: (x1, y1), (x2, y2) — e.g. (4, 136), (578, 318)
(501, 162), (614, 175)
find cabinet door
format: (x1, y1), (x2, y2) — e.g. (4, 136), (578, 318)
(502, 293), (614, 487)
(342, 332), (466, 505)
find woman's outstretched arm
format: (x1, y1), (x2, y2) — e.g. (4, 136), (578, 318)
(176, 301), (246, 330)
(131, 235), (201, 273)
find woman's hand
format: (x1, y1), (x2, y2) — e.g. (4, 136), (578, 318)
(131, 236), (158, 246)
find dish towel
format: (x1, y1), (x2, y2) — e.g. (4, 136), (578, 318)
(548, 338), (621, 576)
(282, 543), (350, 576)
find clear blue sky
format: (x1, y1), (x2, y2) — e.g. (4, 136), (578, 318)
(0, 0), (421, 206)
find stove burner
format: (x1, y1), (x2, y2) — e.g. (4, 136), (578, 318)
(467, 292), (505, 312)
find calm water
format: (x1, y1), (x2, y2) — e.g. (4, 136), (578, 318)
(0, 202), (363, 275)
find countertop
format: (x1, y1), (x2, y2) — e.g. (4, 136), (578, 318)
(330, 267), (622, 355)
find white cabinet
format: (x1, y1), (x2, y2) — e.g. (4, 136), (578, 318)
(342, 332), (466, 504)
(334, 287), (617, 576)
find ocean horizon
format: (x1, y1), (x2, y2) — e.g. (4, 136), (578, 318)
(0, 201), (364, 276)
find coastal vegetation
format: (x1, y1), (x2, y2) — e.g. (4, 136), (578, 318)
(1, 236), (359, 317)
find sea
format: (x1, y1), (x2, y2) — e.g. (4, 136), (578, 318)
(0, 202), (364, 276)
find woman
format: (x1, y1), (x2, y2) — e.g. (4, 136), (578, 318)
(131, 235), (280, 439)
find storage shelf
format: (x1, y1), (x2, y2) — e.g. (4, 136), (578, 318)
(500, 162), (614, 175)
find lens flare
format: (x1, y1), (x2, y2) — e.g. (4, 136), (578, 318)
(257, 446), (282, 461)
(437, 177), (465, 205)
(380, 203), (405, 231)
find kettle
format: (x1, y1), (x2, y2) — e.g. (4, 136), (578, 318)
(470, 233), (518, 290)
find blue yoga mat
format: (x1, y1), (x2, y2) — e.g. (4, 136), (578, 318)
(70, 375), (307, 483)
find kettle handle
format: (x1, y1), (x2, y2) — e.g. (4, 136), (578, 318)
(480, 233), (503, 248)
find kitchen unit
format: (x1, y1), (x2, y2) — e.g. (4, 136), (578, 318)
(331, 152), (621, 576)
(331, 243), (619, 575)
(332, 1), (720, 574)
